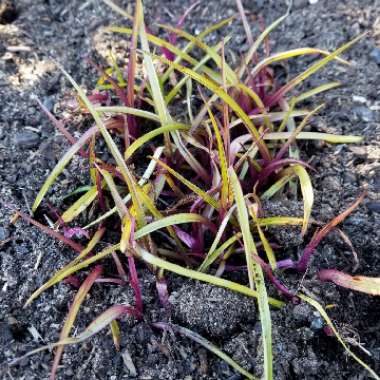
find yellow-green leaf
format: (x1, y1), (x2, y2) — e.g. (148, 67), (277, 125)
(61, 186), (98, 223)
(125, 123), (189, 160)
(32, 127), (97, 212)
(151, 157), (219, 210)
(229, 167), (273, 380)
(292, 165), (313, 235)
(135, 244), (283, 308)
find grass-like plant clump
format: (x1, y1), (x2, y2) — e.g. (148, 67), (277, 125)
(5, 0), (380, 379)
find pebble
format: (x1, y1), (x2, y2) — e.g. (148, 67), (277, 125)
(370, 47), (380, 65)
(15, 131), (40, 148)
(353, 106), (375, 122)
(352, 95), (367, 104)
(310, 317), (324, 331)
(292, 303), (313, 323)
(367, 202), (380, 214)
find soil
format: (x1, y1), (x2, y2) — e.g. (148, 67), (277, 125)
(0, 0), (379, 379)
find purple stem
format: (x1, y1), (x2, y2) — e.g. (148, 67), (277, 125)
(253, 255), (299, 303)
(276, 258), (297, 270)
(257, 158), (313, 186)
(128, 256), (143, 319)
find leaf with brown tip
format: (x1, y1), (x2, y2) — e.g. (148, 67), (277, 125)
(318, 270), (380, 296)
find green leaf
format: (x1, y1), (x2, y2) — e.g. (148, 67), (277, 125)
(199, 206), (236, 272)
(261, 172), (295, 200)
(108, 25), (224, 85)
(292, 165), (313, 235)
(204, 102), (229, 207)
(250, 208), (277, 271)
(137, 1), (170, 126)
(62, 185), (93, 200)
(102, 0), (133, 20)
(274, 33), (367, 100)
(238, 5), (290, 79)
(165, 38), (228, 104)
(97, 166), (129, 218)
(61, 186), (98, 223)
(84, 147), (164, 229)
(59, 65), (145, 227)
(32, 126), (97, 212)
(152, 53), (271, 161)
(151, 157), (219, 210)
(110, 320), (121, 351)
(160, 16), (235, 83)
(25, 242), (117, 306)
(135, 244), (284, 308)
(229, 167), (273, 380)
(294, 82), (341, 103)
(157, 23), (237, 84)
(249, 48), (349, 78)
(134, 213), (209, 240)
(125, 123), (189, 160)
(95, 105), (160, 122)
(199, 233), (241, 273)
(256, 217), (304, 227)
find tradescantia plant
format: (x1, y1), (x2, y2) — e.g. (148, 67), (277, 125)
(6, 0), (380, 379)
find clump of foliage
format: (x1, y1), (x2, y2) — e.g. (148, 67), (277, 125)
(6, 0), (380, 379)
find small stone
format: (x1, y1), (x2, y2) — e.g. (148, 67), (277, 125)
(353, 106), (375, 122)
(352, 95), (367, 104)
(15, 131), (40, 148)
(310, 317), (324, 331)
(367, 202), (380, 214)
(292, 303), (313, 323)
(309, 0), (318, 4)
(0, 226), (9, 240)
(370, 47), (380, 65)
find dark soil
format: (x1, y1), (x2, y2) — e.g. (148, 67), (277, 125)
(0, 0), (379, 379)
